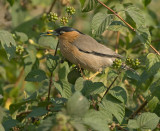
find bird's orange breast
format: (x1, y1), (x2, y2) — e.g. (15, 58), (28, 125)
(58, 31), (81, 65)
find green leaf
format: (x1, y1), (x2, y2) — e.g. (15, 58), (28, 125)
(74, 77), (106, 96)
(7, 0), (15, 6)
(127, 120), (139, 129)
(147, 97), (159, 112)
(83, 110), (110, 131)
(38, 36), (58, 49)
(101, 94), (125, 123)
(25, 69), (47, 82)
(27, 107), (48, 117)
(71, 121), (87, 131)
(2, 118), (19, 131)
(80, 0), (98, 12)
(67, 92), (90, 118)
(92, 13), (113, 35)
(46, 54), (59, 72)
(128, 112), (159, 130)
(15, 32), (28, 42)
(67, 69), (81, 84)
(0, 66), (6, 80)
(150, 79), (160, 99)
(0, 30), (16, 60)
(146, 53), (160, 69)
(143, 0), (152, 7)
(136, 26), (151, 45)
(126, 5), (145, 28)
(109, 86), (127, 104)
(61, 80), (73, 98)
(0, 124), (5, 131)
(58, 61), (70, 81)
(125, 70), (141, 81)
(107, 21), (128, 32)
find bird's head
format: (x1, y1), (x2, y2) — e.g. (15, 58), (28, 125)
(41, 27), (83, 38)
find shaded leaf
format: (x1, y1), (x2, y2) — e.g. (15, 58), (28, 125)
(46, 54), (59, 72)
(0, 30), (16, 60)
(67, 92), (89, 118)
(143, 0), (152, 7)
(27, 107), (48, 117)
(74, 77), (106, 96)
(7, 0), (15, 6)
(136, 26), (151, 45)
(25, 69), (47, 82)
(109, 86), (127, 104)
(2, 118), (19, 131)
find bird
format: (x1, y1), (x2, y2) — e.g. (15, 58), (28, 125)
(42, 26), (122, 78)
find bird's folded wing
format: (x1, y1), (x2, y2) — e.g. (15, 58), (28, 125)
(72, 34), (122, 58)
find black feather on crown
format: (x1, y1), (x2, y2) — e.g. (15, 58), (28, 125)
(55, 27), (83, 34)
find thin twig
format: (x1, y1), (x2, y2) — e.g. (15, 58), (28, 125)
(97, 0), (135, 31)
(115, 31), (120, 53)
(149, 44), (160, 55)
(128, 100), (148, 119)
(47, 0), (57, 14)
(103, 75), (119, 97)
(151, 39), (160, 43)
(48, 71), (53, 101)
(102, 71), (121, 99)
(96, 0), (160, 56)
(47, 42), (59, 101)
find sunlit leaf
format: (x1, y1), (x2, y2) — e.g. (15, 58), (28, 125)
(92, 13), (113, 35)
(83, 110), (110, 131)
(67, 92), (89, 118)
(128, 112), (159, 130)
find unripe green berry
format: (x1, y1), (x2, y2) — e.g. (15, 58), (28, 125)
(66, 7), (76, 15)
(60, 16), (69, 25)
(47, 12), (58, 22)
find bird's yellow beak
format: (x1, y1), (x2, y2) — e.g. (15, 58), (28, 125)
(40, 30), (59, 36)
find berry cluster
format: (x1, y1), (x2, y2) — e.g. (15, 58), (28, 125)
(47, 12), (58, 22)
(60, 16), (69, 25)
(66, 7), (76, 15)
(126, 58), (140, 68)
(112, 59), (122, 69)
(16, 45), (24, 55)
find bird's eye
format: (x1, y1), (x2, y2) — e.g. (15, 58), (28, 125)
(60, 31), (65, 34)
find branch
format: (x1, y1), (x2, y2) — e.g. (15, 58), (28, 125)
(102, 71), (121, 98)
(97, 0), (135, 31)
(48, 71), (53, 101)
(96, 0), (160, 56)
(128, 100), (148, 119)
(47, 0), (57, 14)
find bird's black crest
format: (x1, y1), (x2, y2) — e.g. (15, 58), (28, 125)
(55, 27), (83, 34)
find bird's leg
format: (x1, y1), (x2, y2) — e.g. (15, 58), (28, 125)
(78, 64), (87, 79)
(88, 70), (102, 80)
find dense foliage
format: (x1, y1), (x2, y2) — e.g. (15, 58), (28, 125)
(0, 0), (160, 131)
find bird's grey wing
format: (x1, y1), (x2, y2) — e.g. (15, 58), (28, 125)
(72, 34), (122, 58)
